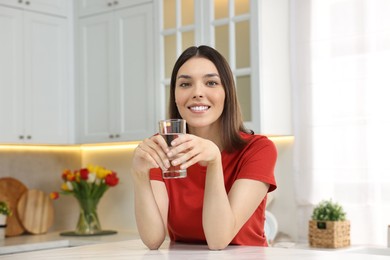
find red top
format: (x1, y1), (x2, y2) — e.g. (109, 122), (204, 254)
(149, 133), (277, 246)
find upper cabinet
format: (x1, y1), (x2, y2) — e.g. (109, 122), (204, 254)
(0, 4), (71, 144)
(0, 0), (69, 17)
(76, 2), (156, 143)
(78, 0), (150, 17)
(158, 0), (292, 135)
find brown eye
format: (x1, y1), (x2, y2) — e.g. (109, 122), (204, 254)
(178, 82), (190, 88)
(206, 81), (218, 87)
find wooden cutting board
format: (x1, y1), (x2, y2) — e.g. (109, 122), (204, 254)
(17, 189), (54, 234)
(0, 177), (28, 236)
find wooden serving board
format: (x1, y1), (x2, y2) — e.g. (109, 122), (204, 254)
(17, 189), (54, 234)
(0, 177), (28, 236)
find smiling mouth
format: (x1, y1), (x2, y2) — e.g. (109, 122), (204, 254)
(189, 106), (210, 112)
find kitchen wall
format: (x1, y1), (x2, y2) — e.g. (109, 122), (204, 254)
(0, 148), (81, 231)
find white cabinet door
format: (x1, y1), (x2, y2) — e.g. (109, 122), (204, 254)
(0, 6), (70, 144)
(78, 3), (155, 143)
(115, 5), (155, 141)
(0, 0), (69, 17)
(23, 11), (70, 144)
(78, 11), (114, 142)
(0, 7), (24, 143)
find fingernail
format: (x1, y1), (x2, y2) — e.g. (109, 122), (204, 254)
(164, 160), (170, 168)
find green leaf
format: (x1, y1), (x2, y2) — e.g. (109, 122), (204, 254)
(311, 199), (347, 221)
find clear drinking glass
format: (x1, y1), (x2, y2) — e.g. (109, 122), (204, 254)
(158, 119), (187, 179)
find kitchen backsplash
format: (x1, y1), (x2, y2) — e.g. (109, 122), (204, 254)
(0, 149), (81, 232)
(0, 147), (137, 234)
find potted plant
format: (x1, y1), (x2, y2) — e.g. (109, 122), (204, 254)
(308, 199), (350, 248)
(0, 201), (12, 239)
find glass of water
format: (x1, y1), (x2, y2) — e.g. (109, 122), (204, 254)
(158, 119), (187, 179)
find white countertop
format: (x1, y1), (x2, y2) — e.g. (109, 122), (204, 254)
(1, 234), (390, 260)
(0, 230), (139, 255)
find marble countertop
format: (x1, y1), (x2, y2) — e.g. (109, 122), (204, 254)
(1, 233), (390, 260)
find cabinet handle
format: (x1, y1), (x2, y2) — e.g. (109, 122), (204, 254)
(107, 2), (112, 7)
(113, 1), (118, 5)
(109, 134), (114, 138)
(115, 134), (120, 138)
(25, 1), (30, 5)
(19, 135), (24, 140)
(18, 0), (23, 3)
(26, 135), (31, 139)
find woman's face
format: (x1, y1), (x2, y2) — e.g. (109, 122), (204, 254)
(175, 57), (226, 130)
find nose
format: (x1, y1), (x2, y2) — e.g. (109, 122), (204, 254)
(193, 94), (203, 98)
(192, 83), (204, 99)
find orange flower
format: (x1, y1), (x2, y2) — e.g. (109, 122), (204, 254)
(66, 172), (76, 182)
(62, 169), (71, 180)
(50, 192), (59, 200)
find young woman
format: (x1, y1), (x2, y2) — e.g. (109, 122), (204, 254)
(130, 45), (277, 250)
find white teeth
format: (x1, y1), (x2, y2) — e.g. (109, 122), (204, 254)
(190, 106), (209, 111)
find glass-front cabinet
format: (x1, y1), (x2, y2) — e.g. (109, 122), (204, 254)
(157, 0), (291, 135)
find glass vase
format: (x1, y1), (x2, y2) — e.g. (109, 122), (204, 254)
(75, 198), (101, 235)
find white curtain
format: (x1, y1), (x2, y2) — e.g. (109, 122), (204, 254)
(291, 0), (390, 245)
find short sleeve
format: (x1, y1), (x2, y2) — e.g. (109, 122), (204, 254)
(236, 136), (277, 192)
(149, 167), (164, 181)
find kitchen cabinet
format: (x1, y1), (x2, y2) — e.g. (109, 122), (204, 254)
(78, 0), (149, 17)
(77, 2), (156, 143)
(0, 0), (69, 17)
(0, 5), (70, 144)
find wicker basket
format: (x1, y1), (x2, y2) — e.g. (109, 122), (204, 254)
(308, 220), (350, 248)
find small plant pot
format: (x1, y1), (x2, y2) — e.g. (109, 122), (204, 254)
(309, 220), (350, 248)
(0, 214), (6, 240)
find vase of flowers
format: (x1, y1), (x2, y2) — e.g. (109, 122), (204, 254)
(51, 164), (119, 235)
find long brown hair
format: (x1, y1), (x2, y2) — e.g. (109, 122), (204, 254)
(169, 45), (252, 152)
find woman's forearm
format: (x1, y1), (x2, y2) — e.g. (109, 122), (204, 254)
(202, 159), (236, 250)
(132, 172), (166, 249)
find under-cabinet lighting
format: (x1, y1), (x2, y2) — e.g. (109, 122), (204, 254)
(0, 136), (293, 152)
(0, 142), (140, 152)
(0, 144), (81, 152)
(80, 142), (139, 151)
(268, 135), (294, 143)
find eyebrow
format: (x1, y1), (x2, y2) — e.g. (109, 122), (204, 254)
(177, 73), (220, 80)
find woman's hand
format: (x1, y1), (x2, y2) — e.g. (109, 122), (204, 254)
(167, 134), (221, 169)
(131, 135), (171, 180)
